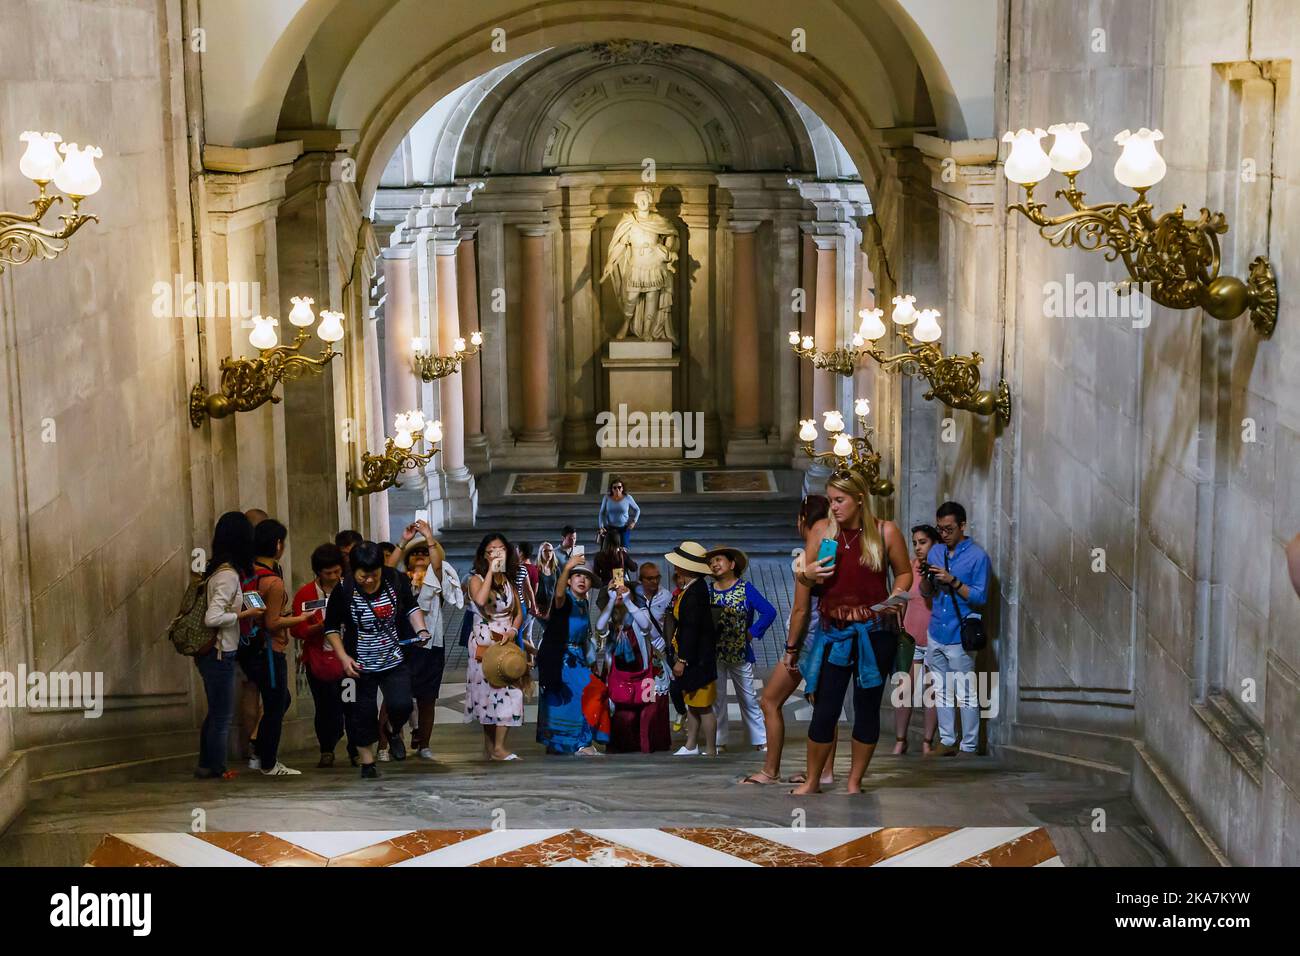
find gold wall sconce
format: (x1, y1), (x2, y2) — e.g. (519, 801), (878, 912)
(347, 411), (442, 497)
(189, 297), (344, 427)
(413, 331), (483, 381)
(1002, 124), (1277, 337)
(798, 399), (894, 497)
(1, 132), (102, 274)
(790, 295), (1011, 426)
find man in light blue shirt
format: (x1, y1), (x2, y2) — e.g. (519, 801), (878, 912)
(919, 501), (991, 755)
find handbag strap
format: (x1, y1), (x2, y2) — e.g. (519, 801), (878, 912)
(943, 551), (968, 625)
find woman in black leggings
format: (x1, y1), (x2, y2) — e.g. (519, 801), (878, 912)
(793, 468), (912, 794)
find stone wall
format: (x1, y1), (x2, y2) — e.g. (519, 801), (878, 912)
(987, 0), (1300, 865)
(0, 0), (198, 831)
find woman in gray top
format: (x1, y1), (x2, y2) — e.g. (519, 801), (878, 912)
(598, 476), (640, 550)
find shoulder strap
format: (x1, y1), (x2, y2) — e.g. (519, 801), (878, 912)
(943, 550), (967, 624)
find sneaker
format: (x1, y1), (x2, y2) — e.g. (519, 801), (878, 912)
(317, 752), (335, 769)
(377, 748), (391, 762)
(388, 735), (407, 762)
(361, 763), (380, 779)
(418, 748), (435, 760)
(261, 762), (302, 776)
(247, 756), (262, 770)
(673, 745), (700, 756)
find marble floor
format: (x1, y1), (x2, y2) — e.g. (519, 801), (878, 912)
(0, 689), (1166, 867)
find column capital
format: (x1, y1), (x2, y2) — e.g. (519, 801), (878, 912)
(727, 220), (762, 235)
(517, 223), (551, 238)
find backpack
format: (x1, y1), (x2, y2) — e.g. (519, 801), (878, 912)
(167, 572), (218, 656)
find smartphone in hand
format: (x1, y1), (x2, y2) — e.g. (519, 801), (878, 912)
(816, 537), (838, 570)
(242, 591), (266, 611)
(612, 567), (625, 588)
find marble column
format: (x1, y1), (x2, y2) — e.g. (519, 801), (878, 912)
(512, 225), (559, 466)
(804, 235), (840, 492)
(426, 240), (478, 527)
(725, 221), (769, 464)
(799, 228), (817, 420)
(381, 253), (418, 423)
(456, 233), (490, 474)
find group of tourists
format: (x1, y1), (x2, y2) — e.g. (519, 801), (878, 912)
(186, 468), (990, 794)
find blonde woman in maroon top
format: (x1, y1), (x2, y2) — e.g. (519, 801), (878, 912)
(793, 469), (912, 794)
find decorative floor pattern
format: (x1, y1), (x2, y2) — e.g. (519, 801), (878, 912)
(502, 472), (589, 496)
(564, 457), (719, 470)
(696, 469), (777, 494)
(85, 826), (1062, 867)
(601, 470), (680, 495)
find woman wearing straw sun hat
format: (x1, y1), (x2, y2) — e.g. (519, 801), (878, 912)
(663, 541), (719, 756)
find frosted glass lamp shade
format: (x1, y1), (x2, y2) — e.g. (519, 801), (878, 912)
(1113, 128), (1166, 189)
(18, 131), (62, 182)
(832, 433), (853, 457)
(53, 143), (102, 197)
(287, 296), (315, 327)
(857, 307), (887, 341)
(891, 294), (917, 326)
(249, 316), (278, 350)
(317, 310), (344, 343)
(789, 330), (801, 345)
(913, 309), (942, 343)
(1001, 128), (1052, 185)
(854, 398), (870, 418)
(1047, 123), (1092, 174)
(798, 419), (818, 442)
(822, 410), (846, 433)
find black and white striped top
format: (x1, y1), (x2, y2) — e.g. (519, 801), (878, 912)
(324, 575), (418, 673)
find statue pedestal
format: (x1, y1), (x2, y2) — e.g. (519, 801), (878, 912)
(600, 340), (680, 460)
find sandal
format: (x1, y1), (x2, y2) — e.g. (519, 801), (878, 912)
(892, 736), (908, 756)
(786, 772), (808, 784)
(740, 770), (781, 785)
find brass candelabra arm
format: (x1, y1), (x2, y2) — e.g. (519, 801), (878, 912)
(415, 341), (482, 382)
(0, 196), (98, 274)
(1008, 182), (1277, 336)
(799, 435), (893, 498)
(895, 332), (1012, 426)
(347, 440), (440, 497)
(789, 341), (875, 376)
(188, 332), (340, 427)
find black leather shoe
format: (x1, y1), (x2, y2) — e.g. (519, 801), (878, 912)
(361, 763), (380, 779)
(388, 734), (406, 761)
(317, 752), (334, 768)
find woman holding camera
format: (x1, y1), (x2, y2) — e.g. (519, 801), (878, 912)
(464, 533), (525, 760)
(792, 469), (912, 794)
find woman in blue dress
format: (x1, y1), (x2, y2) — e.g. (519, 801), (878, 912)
(535, 553), (608, 755)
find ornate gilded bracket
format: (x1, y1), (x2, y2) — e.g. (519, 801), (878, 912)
(1009, 178), (1277, 336)
(347, 412), (443, 496)
(798, 405), (894, 498)
(347, 439), (439, 497)
(189, 329), (340, 427)
(0, 188), (99, 274)
(414, 332), (484, 382)
(790, 317), (1011, 427)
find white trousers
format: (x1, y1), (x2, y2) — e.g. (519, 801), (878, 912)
(713, 660), (766, 747)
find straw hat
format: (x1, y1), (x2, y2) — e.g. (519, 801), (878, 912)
(402, 534), (443, 565)
(664, 541), (711, 575)
(482, 642), (529, 688)
(705, 546), (749, 577)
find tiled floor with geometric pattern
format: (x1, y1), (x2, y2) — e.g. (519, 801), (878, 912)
(85, 826), (1063, 867)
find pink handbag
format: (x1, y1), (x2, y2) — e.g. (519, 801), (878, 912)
(607, 634), (654, 706)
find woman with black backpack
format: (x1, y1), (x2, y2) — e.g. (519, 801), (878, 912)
(194, 512), (264, 780)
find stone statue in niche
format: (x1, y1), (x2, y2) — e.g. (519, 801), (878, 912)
(600, 187), (679, 345)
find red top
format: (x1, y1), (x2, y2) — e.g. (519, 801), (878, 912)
(291, 580), (343, 681)
(818, 523), (890, 624)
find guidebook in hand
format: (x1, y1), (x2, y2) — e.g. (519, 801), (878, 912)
(869, 593), (910, 613)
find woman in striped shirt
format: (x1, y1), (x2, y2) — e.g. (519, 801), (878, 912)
(323, 541), (430, 779)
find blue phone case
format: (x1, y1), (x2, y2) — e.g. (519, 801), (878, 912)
(816, 537), (838, 568)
